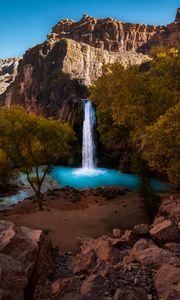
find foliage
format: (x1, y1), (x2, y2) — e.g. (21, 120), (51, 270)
(96, 108), (132, 169)
(141, 102), (180, 186)
(0, 107), (75, 209)
(90, 46), (180, 184)
(91, 47), (180, 129)
(0, 150), (17, 189)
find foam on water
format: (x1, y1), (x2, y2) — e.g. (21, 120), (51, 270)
(50, 166), (171, 191)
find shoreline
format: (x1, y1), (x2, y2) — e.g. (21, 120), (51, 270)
(0, 187), (149, 252)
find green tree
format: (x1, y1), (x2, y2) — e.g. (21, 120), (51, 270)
(0, 107), (75, 209)
(141, 102), (180, 185)
(91, 47), (180, 130)
(91, 46), (180, 182)
(0, 150), (17, 190)
(96, 108), (132, 169)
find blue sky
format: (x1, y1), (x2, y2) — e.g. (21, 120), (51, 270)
(0, 0), (179, 58)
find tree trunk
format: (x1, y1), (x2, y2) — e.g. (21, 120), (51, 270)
(37, 191), (43, 210)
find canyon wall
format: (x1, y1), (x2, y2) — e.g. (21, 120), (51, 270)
(0, 57), (20, 95)
(0, 8), (179, 125)
(0, 39), (149, 126)
(51, 8), (180, 53)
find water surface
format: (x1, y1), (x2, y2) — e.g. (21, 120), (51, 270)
(50, 166), (170, 191)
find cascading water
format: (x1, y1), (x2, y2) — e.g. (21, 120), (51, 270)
(82, 99), (96, 169)
(0, 98), (170, 210)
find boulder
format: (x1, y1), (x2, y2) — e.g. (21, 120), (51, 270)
(80, 238), (116, 262)
(130, 239), (179, 268)
(0, 220), (54, 300)
(119, 229), (137, 246)
(150, 220), (179, 243)
(134, 224), (149, 235)
(154, 264), (180, 300)
(158, 197), (180, 224)
(71, 251), (96, 274)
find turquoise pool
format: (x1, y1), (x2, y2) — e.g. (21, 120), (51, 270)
(50, 166), (170, 191)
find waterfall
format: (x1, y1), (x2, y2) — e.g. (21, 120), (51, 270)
(82, 99), (96, 169)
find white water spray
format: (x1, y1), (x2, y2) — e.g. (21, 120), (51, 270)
(73, 99), (104, 176)
(82, 99), (96, 169)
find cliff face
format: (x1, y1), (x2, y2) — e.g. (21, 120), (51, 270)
(0, 57), (20, 95)
(51, 8), (180, 53)
(0, 9), (179, 125)
(0, 39), (149, 125)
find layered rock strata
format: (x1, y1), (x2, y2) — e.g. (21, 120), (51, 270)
(51, 8), (180, 53)
(0, 9), (179, 125)
(0, 39), (149, 125)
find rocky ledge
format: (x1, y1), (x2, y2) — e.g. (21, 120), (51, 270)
(0, 38), (150, 125)
(51, 8), (180, 53)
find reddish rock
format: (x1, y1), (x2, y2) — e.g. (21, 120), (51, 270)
(123, 255), (136, 266)
(134, 224), (149, 235)
(120, 229), (137, 246)
(150, 220), (179, 243)
(158, 197), (180, 224)
(51, 277), (81, 297)
(71, 251), (96, 274)
(154, 264), (180, 300)
(130, 239), (179, 268)
(1, 10), (179, 127)
(153, 216), (165, 225)
(80, 238), (115, 262)
(164, 243), (180, 257)
(81, 274), (109, 297)
(0, 220), (54, 300)
(52, 11), (180, 53)
(112, 228), (123, 239)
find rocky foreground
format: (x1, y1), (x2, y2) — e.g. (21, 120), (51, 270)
(0, 195), (179, 300)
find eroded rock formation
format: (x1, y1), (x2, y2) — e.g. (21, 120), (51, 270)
(51, 11), (179, 53)
(0, 39), (149, 125)
(0, 58), (20, 95)
(0, 9), (179, 125)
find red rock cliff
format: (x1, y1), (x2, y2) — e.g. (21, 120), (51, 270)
(0, 9), (179, 125)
